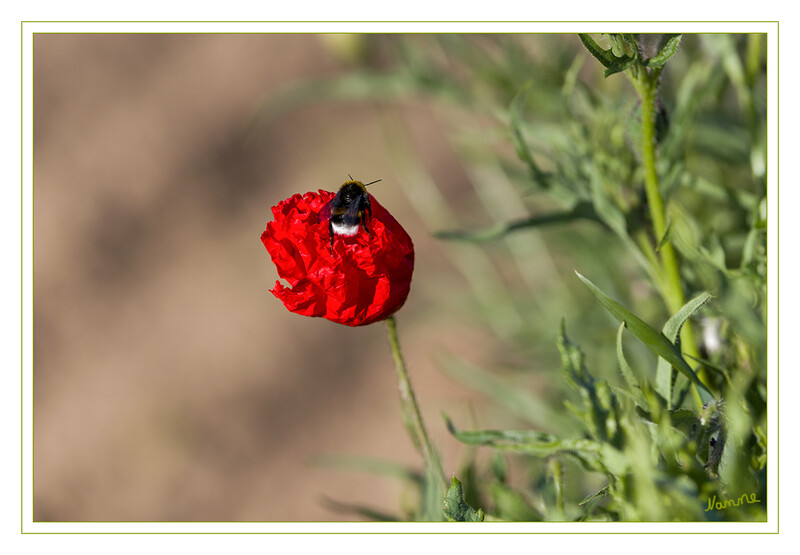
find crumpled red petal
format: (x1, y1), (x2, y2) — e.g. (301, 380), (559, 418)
(261, 189), (414, 326)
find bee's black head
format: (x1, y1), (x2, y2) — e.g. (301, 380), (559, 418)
(338, 181), (367, 202)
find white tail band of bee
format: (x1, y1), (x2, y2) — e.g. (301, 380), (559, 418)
(331, 222), (361, 236)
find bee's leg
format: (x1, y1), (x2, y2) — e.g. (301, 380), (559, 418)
(329, 221), (335, 254)
(362, 213), (373, 239)
(363, 198), (373, 239)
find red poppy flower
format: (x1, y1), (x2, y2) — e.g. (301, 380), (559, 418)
(261, 189), (414, 326)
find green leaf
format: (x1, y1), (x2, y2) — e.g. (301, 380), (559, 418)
(655, 291), (714, 406)
(510, 81), (551, 188)
(312, 454), (423, 486)
(434, 201), (599, 242)
(579, 484), (610, 506)
(654, 359), (673, 408)
(574, 271), (712, 399)
(616, 322), (645, 406)
(444, 415), (607, 472)
(548, 457), (566, 520)
(667, 408), (700, 437)
(578, 34), (615, 68)
(607, 34), (628, 58)
(663, 291), (713, 342)
(423, 462), (447, 521)
(578, 34), (638, 77)
(646, 34), (682, 68)
(456, 460), (486, 514)
(604, 55), (637, 78)
(686, 352), (733, 388)
(557, 322), (623, 446)
(655, 220), (674, 252)
(443, 477), (485, 522)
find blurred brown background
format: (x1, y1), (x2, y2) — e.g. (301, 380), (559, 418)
(33, 33), (500, 521)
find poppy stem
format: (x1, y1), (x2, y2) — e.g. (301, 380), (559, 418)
(385, 315), (446, 487)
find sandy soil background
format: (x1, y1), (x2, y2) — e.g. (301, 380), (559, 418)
(32, 33), (508, 521)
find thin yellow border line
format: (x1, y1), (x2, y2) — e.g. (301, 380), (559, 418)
(20, 19), (25, 536)
(17, 20), (783, 22)
(774, 20), (779, 535)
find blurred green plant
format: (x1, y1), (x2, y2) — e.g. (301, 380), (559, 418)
(431, 33), (766, 522)
(257, 33), (767, 522)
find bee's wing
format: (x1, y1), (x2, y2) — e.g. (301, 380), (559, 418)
(319, 197), (335, 221)
(343, 193), (365, 223)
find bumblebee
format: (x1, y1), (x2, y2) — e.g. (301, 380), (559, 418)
(321, 176), (381, 251)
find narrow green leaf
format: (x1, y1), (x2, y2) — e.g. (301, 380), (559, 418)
(578, 33), (634, 71)
(672, 376), (693, 408)
(656, 291), (714, 406)
(646, 34), (682, 69)
(548, 458), (565, 520)
(616, 322), (645, 406)
(445, 417), (569, 449)
(423, 462), (446, 521)
(443, 477), (485, 522)
(434, 201), (599, 242)
(575, 271), (712, 397)
(578, 34), (614, 68)
(557, 322), (623, 446)
(655, 357), (673, 407)
(602, 34), (638, 77)
(686, 352), (733, 388)
(663, 292), (714, 341)
(444, 415), (607, 472)
(312, 454), (423, 486)
(609, 383), (643, 406)
(655, 220), (674, 252)
(510, 81), (550, 188)
(579, 485), (610, 506)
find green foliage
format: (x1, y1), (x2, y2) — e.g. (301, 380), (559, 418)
(576, 271), (713, 402)
(578, 33), (683, 76)
(443, 477), (486, 522)
(446, 319), (761, 521)
(423, 33), (765, 522)
(646, 34), (683, 68)
(257, 33), (767, 522)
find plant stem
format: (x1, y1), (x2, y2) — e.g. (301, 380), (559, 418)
(385, 315), (446, 486)
(631, 69), (707, 394)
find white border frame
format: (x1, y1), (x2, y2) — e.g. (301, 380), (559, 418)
(19, 20), (779, 535)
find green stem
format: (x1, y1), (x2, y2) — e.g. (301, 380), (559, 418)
(630, 68), (707, 396)
(548, 458), (565, 521)
(385, 315), (446, 486)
